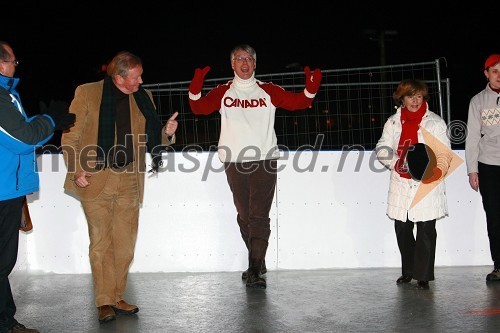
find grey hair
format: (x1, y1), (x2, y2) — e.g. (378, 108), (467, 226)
(230, 44), (256, 63)
(106, 51), (142, 77)
(0, 41), (12, 61)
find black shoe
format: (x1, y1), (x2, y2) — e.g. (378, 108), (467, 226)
(242, 261), (267, 280)
(416, 281), (429, 289)
(486, 268), (500, 281)
(396, 275), (412, 284)
(7, 323), (39, 333)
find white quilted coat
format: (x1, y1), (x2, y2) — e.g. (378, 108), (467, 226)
(375, 106), (452, 222)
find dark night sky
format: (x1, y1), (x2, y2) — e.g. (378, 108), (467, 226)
(3, 2), (494, 126)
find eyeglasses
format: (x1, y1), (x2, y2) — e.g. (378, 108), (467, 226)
(1, 59), (19, 66)
(233, 56), (254, 63)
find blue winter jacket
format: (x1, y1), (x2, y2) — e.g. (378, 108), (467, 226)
(0, 74), (57, 201)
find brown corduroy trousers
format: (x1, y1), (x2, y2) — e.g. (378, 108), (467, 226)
(81, 169), (140, 307)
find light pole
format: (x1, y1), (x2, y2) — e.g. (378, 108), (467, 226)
(363, 29), (398, 66)
(363, 29), (399, 118)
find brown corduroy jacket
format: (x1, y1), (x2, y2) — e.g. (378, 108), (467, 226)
(61, 80), (173, 203)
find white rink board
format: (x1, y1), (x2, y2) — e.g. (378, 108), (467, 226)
(15, 150), (489, 274)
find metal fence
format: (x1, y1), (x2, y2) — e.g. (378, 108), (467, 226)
(143, 59), (449, 152)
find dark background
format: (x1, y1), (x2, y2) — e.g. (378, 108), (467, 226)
(3, 2), (494, 130)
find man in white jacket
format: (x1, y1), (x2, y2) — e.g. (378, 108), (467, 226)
(465, 54), (500, 281)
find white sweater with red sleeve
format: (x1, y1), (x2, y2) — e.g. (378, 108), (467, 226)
(189, 73), (315, 163)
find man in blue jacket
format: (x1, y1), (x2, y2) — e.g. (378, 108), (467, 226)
(0, 41), (75, 333)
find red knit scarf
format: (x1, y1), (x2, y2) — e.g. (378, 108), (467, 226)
(397, 102), (427, 178)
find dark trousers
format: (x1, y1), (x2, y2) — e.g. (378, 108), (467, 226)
(395, 218), (437, 281)
(478, 162), (500, 268)
(224, 160), (277, 257)
(0, 196), (24, 333)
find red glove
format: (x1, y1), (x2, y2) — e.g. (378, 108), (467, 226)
(189, 66), (211, 95)
(422, 167), (443, 184)
(304, 66), (322, 95)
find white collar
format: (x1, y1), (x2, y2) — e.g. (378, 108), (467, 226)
(233, 72), (257, 89)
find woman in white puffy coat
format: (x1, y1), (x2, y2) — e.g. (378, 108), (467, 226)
(376, 79), (452, 289)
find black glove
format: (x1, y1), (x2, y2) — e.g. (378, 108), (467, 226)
(40, 100), (76, 131)
(57, 113), (76, 131)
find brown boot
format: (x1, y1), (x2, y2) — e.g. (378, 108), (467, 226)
(98, 305), (116, 323)
(112, 300), (139, 315)
(242, 260), (267, 279)
(246, 260), (266, 289)
(249, 238), (268, 259)
(245, 238), (268, 288)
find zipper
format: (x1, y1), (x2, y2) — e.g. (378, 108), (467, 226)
(16, 155), (20, 190)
